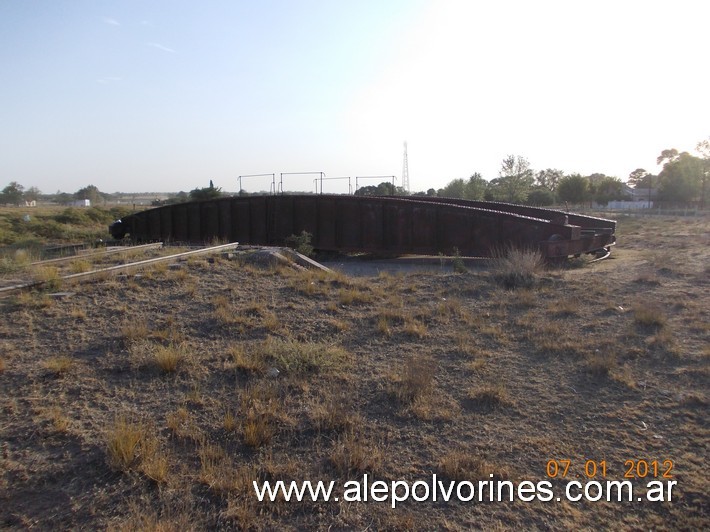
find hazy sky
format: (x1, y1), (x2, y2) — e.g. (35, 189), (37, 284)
(1, 0), (708, 194)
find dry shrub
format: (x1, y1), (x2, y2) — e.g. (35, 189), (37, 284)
(153, 343), (188, 373)
(32, 265), (62, 290)
(586, 351), (617, 377)
(338, 287), (373, 306)
(240, 384), (279, 448)
(391, 356), (437, 404)
(634, 305), (667, 329)
(403, 318), (427, 338)
(106, 417), (144, 471)
(491, 246), (543, 288)
(121, 321), (150, 346)
(329, 432), (383, 476)
(310, 395), (358, 433)
(228, 344), (265, 374)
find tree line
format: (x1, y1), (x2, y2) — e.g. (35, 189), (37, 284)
(3, 137), (707, 208)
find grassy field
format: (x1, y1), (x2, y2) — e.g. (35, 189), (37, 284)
(0, 205), (133, 248)
(0, 215), (708, 529)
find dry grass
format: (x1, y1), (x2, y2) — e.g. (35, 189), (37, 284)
(491, 246), (544, 288)
(390, 356), (437, 404)
(228, 344), (265, 374)
(2, 215), (708, 530)
(329, 432), (384, 476)
(438, 451), (510, 481)
(106, 417), (145, 471)
(466, 384), (511, 410)
(153, 343), (188, 373)
(634, 304), (667, 329)
(43, 356), (74, 376)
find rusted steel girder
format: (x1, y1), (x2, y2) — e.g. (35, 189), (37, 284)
(109, 195), (615, 259)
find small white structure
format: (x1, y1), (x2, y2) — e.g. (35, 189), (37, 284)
(71, 199), (91, 207)
(607, 200), (653, 209)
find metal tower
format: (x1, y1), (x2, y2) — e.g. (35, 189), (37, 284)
(402, 141), (410, 194)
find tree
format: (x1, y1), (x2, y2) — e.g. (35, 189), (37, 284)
(593, 176), (624, 205)
(697, 137), (710, 208)
(75, 185), (102, 204)
(189, 181), (222, 201)
(657, 151), (703, 204)
(438, 178), (466, 199)
(535, 169), (564, 191)
(1, 182), (25, 206)
(628, 168), (650, 188)
(24, 186), (41, 203)
(656, 148), (679, 166)
(489, 155), (534, 203)
(464, 173), (487, 200)
(556, 174), (589, 204)
(526, 187), (555, 206)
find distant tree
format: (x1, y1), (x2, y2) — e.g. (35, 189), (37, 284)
(526, 187), (556, 206)
(657, 151), (704, 204)
(189, 181), (222, 201)
(464, 173), (487, 200)
(628, 168), (651, 188)
(593, 176), (624, 205)
(535, 169), (564, 191)
(54, 192), (73, 205)
(556, 174), (589, 204)
(697, 137), (710, 208)
(426, 188), (437, 196)
(23, 186), (41, 203)
(354, 181), (401, 196)
(1, 182), (25, 206)
(438, 178), (466, 199)
(656, 148), (679, 166)
(488, 155), (534, 203)
(75, 185), (102, 204)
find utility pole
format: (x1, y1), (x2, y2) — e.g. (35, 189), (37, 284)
(402, 141), (410, 194)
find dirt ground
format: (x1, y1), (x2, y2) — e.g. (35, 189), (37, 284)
(0, 215), (708, 530)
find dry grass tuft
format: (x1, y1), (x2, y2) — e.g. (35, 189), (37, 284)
(43, 356), (74, 376)
(586, 351), (617, 377)
(254, 336), (348, 376)
(338, 287), (373, 306)
(153, 343), (188, 373)
(491, 246), (544, 288)
(403, 318), (428, 338)
(106, 417), (144, 471)
(634, 305), (667, 329)
(32, 265), (63, 290)
(310, 395), (358, 433)
(466, 384), (511, 410)
(329, 432), (383, 476)
(120, 321), (150, 346)
(228, 344), (265, 374)
(240, 384), (279, 448)
(390, 356), (437, 404)
(438, 451), (510, 481)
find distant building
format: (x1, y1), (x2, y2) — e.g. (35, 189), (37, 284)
(622, 184), (658, 201)
(71, 199), (91, 207)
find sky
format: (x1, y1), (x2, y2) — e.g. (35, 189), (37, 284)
(1, 0), (708, 195)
